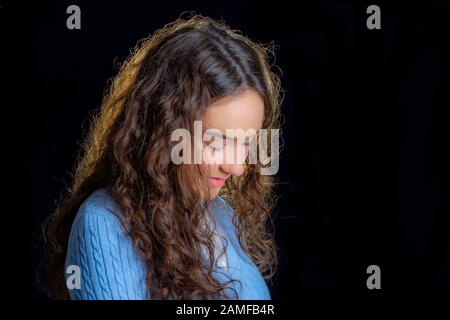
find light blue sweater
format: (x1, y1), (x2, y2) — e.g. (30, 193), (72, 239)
(65, 188), (271, 300)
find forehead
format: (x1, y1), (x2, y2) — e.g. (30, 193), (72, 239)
(203, 89), (265, 133)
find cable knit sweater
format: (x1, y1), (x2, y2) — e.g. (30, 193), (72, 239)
(64, 188), (271, 300)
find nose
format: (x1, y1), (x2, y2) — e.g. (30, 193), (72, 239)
(220, 163), (245, 177)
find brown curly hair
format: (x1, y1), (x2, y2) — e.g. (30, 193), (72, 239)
(43, 12), (283, 300)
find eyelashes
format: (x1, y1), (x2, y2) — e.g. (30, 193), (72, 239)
(204, 141), (251, 151)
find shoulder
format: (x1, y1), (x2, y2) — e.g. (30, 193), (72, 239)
(68, 188), (129, 256)
(68, 188), (133, 242)
(68, 187), (131, 256)
(215, 195), (233, 212)
(74, 188), (124, 226)
(66, 188), (147, 299)
(213, 195), (235, 226)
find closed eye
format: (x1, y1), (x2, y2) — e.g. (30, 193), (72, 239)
(206, 143), (223, 151)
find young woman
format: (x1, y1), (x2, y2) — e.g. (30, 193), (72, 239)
(44, 14), (283, 300)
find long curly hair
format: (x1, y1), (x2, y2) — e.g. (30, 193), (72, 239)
(43, 13), (283, 300)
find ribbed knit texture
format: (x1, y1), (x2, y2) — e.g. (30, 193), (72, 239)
(65, 188), (271, 300)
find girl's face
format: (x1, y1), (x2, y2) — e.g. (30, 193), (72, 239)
(201, 89), (265, 199)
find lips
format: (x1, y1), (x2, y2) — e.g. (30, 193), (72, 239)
(208, 177), (226, 188)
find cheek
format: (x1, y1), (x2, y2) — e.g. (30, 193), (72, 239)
(202, 142), (226, 164)
(202, 163), (220, 176)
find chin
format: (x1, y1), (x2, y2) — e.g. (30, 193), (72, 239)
(210, 188), (221, 199)
(199, 188), (220, 200)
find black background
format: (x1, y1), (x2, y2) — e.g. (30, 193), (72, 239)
(3, 0), (449, 300)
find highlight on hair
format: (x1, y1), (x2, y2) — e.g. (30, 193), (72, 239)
(42, 12), (284, 300)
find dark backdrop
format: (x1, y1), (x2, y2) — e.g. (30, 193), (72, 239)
(3, 0), (449, 300)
